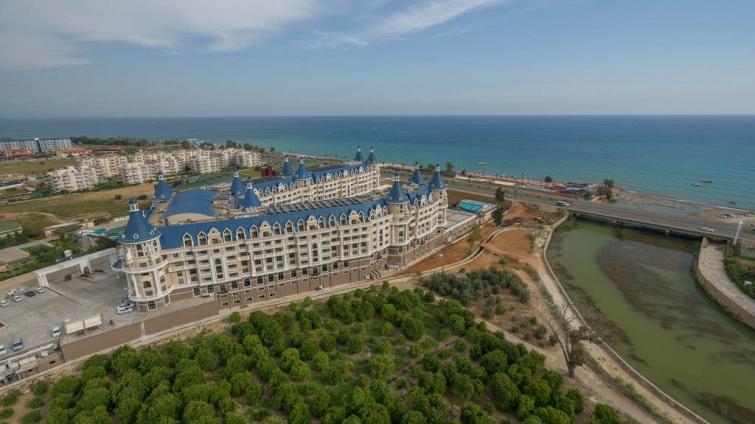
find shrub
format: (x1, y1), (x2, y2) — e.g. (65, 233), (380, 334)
(22, 409), (41, 424)
(229, 312), (241, 323)
(0, 408), (13, 418)
(27, 396), (45, 409)
(32, 382), (49, 396)
(0, 390), (20, 407)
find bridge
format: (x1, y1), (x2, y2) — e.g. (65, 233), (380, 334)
(388, 170), (754, 244)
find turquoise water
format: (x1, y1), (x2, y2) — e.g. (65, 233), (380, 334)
(548, 221), (755, 424)
(1, 115), (754, 209)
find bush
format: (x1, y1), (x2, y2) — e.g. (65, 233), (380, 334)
(27, 396), (45, 409)
(0, 390), (20, 407)
(0, 407), (13, 418)
(32, 381), (49, 396)
(229, 312), (241, 323)
(22, 409), (41, 424)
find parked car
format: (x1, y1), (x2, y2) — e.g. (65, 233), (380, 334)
(11, 295), (22, 302)
(64, 274), (72, 281)
(0, 345), (6, 356)
(116, 304), (134, 314)
(0, 300), (9, 307)
(24, 290), (36, 297)
(51, 326), (62, 338)
(11, 338), (23, 351)
(34, 287), (46, 293)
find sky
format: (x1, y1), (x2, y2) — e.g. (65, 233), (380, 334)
(1, 0), (755, 117)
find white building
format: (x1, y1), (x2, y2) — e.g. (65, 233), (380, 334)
(47, 164), (103, 193)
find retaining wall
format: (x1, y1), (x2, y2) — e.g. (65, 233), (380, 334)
(694, 238), (755, 330)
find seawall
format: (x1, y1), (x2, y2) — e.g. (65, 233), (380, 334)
(694, 238), (755, 331)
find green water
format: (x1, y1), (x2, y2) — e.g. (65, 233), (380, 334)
(547, 220), (755, 424)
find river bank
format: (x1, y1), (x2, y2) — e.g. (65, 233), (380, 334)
(547, 219), (755, 424)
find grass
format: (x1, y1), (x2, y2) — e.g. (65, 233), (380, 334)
(0, 158), (77, 176)
(0, 183), (153, 220)
(16, 213), (58, 237)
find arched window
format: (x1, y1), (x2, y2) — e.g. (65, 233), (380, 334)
(197, 232), (207, 246)
(328, 215), (337, 227)
(183, 234), (193, 247)
(273, 223), (281, 235)
(318, 217), (326, 229)
(340, 214), (348, 225)
(223, 229), (232, 242)
(209, 229), (221, 244)
(285, 221), (294, 233)
(250, 226), (259, 238)
(297, 219), (305, 231)
(236, 227), (245, 240)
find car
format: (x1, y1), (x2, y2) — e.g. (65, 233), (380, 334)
(116, 304), (134, 314)
(64, 274), (72, 281)
(556, 200), (571, 207)
(700, 226), (716, 233)
(34, 287), (46, 293)
(0, 345), (6, 356)
(24, 290), (36, 297)
(51, 326), (62, 338)
(11, 338), (23, 351)
(11, 295), (22, 302)
(0, 300), (9, 307)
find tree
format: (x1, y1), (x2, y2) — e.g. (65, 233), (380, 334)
(495, 187), (506, 203)
(544, 176), (553, 183)
(492, 204), (505, 226)
(400, 317), (424, 341)
(444, 161), (455, 176)
(489, 372), (519, 411)
(591, 404), (622, 424)
(369, 354), (395, 379)
(466, 224), (482, 252)
(545, 305), (598, 377)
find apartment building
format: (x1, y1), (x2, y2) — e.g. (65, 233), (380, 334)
(47, 165), (103, 192)
(0, 138), (72, 153)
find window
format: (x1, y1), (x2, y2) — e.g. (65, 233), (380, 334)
(183, 234), (193, 247)
(285, 221), (294, 233)
(237, 228), (246, 240)
(193, 287), (201, 297)
(297, 219), (305, 231)
(197, 233), (207, 246)
(223, 229), (232, 242)
(250, 226), (259, 238)
(273, 223), (281, 235)
(147, 301), (156, 311)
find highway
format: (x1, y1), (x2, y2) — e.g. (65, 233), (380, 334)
(387, 170), (755, 244)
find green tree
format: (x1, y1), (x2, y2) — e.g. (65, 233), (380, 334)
(369, 354), (396, 379)
(591, 404), (622, 424)
(490, 372), (520, 411)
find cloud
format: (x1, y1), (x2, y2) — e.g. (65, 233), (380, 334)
(313, 0), (503, 47)
(0, 0), (318, 70)
(0, 0), (506, 70)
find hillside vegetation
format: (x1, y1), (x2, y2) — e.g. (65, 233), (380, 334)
(11, 285), (627, 424)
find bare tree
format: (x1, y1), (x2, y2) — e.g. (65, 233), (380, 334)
(546, 304), (598, 377)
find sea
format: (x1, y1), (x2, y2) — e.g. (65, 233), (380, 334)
(1, 115), (754, 210)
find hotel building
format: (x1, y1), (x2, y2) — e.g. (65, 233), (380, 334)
(113, 148), (451, 312)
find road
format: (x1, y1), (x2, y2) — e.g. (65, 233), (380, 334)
(388, 170), (755, 244)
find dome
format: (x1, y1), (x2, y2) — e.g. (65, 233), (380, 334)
(295, 159), (310, 179)
(429, 165), (446, 191)
(409, 162), (423, 185)
(365, 147), (377, 164)
(281, 156), (293, 176)
(121, 198), (160, 244)
(353, 146), (364, 162)
(386, 174), (407, 203)
(153, 170), (174, 202)
(230, 169), (244, 196)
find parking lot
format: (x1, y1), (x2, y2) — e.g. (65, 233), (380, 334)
(0, 256), (135, 356)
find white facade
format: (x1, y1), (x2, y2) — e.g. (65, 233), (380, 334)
(47, 165), (103, 192)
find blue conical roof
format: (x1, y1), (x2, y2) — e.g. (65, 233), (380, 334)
(409, 162), (423, 185)
(386, 174), (407, 203)
(121, 198), (159, 244)
(354, 146), (364, 162)
(153, 171), (174, 202)
(295, 159), (310, 179)
(429, 166), (446, 190)
(281, 156), (293, 176)
(239, 181), (262, 209)
(230, 170), (244, 196)
(365, 147), (377, 164)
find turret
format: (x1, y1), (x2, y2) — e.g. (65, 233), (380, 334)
(153, 170), (174, 202)
(295, 158), (310, 180)
(409, 162), (423, 185)
(429, 164), (446, 191)
(353, 146), (364, 162)
(239, 179), (262, 210)
(281, 156), (293, 177)
(229, 168), (244, 196)
(365, 147), (377, 164)
(121, 198), (160, 244)
(386, 173), (407, 204)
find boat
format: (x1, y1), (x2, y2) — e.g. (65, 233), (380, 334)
(691, 183), (702, 187)
(701, 179), (713, 183)
(477, 161), (487, 166)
